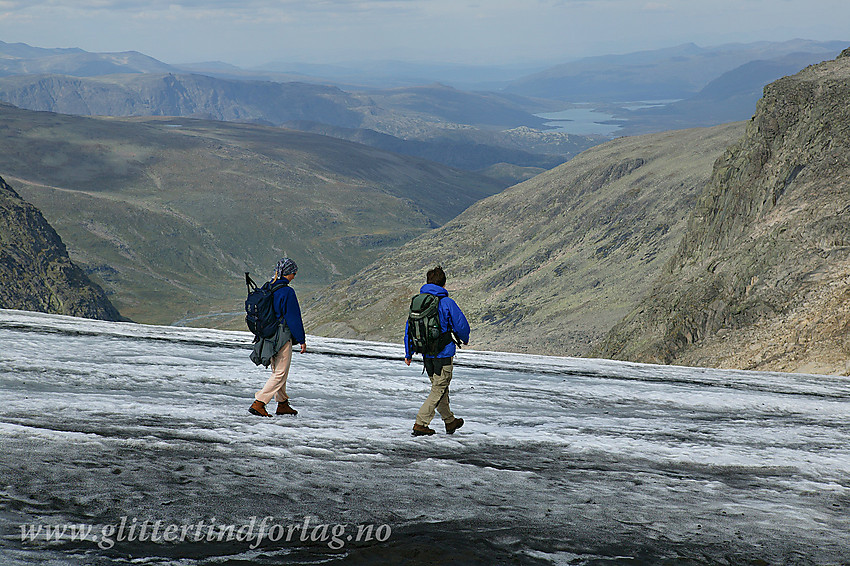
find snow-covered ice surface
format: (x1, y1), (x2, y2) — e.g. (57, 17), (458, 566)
(0, 309), (848, 565)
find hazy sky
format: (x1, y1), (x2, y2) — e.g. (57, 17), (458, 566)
(0, 0), (847, 68)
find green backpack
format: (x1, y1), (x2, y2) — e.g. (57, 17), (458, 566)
(407, 293), (456, 356)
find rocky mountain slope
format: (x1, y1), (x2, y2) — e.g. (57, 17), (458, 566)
(595, 49), (850, 375)
(0, 175), (122, 320)
(304, 122), (744, 355)
(0, 103), (502, 326)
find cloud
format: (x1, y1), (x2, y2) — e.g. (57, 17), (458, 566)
(1, 0), (421, 11)
(1, 0), (847, 67)
(0, 0), (432, 27)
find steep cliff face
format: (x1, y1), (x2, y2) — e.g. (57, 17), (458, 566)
(595, 48), (850, 374)
(0, 175), (123, 320)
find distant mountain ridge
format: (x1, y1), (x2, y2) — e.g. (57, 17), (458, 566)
(0, 73), (585, 177)
(2, 38), (846, 178)
(0, 73), (551, 131)
(0, 40), (85, 59)
(0, 175), (122, 321)
(0, 40), (586, 179)
(0, 73), (364, 127)
(0, 40), (176, 77)
(506, 39), (847, 101)
(611, 51), (845, 135)
(4, 39), (847, 176)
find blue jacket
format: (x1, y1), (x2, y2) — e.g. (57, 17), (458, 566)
(404, 284), (470, 359)
(272, 281), (306, 345)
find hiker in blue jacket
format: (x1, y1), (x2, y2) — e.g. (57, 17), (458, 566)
(249, 257), (307, 417)
(404, 266), (470, 436)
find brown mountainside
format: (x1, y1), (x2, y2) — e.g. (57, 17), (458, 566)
(304, 122), (744, 355)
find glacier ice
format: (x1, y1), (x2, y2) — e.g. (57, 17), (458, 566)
(0, 309), (848, 564)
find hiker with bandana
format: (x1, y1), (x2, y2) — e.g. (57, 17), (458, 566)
(249, 258), (306, 417)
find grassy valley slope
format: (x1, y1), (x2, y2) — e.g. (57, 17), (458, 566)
(0, 103), (502, 326)
(304, 122), (744, 355)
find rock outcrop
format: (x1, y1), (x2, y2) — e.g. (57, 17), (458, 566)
(595, 48), (850, 374)
(0, 175), (123, 320)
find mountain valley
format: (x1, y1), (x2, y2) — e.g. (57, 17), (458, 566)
(0, 103), (502, 325)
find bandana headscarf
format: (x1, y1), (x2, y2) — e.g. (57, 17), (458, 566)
(274, 258), (298, 279)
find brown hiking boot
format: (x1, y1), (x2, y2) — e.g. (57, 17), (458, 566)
(249, 400), (272, 417)
(276, 400), (298, 415)
(412, 423), (436, 436)
(445, 417), (464, 435)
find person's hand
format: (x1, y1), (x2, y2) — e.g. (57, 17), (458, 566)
(404, 358), (411, 366)
(300, 343), (307, 354)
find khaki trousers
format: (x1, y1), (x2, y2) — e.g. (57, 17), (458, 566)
(415, 359), (455, 426)
(255, 341), (292, 404)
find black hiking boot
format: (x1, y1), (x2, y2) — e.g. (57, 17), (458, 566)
(445, 417), (464, 435)
(412, 423), (436, 436)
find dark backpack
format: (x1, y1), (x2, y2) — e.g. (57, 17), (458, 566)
(244, 272), (288, 339)
(407, 293), (457, 356)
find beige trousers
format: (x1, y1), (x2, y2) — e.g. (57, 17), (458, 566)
(255, 341), (292, 404)
(415, 361), (455, 427)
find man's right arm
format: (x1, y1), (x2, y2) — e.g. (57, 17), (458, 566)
(447, 299), (470, 345)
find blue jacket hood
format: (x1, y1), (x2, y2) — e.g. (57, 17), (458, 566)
(420, 283), (449, 298)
